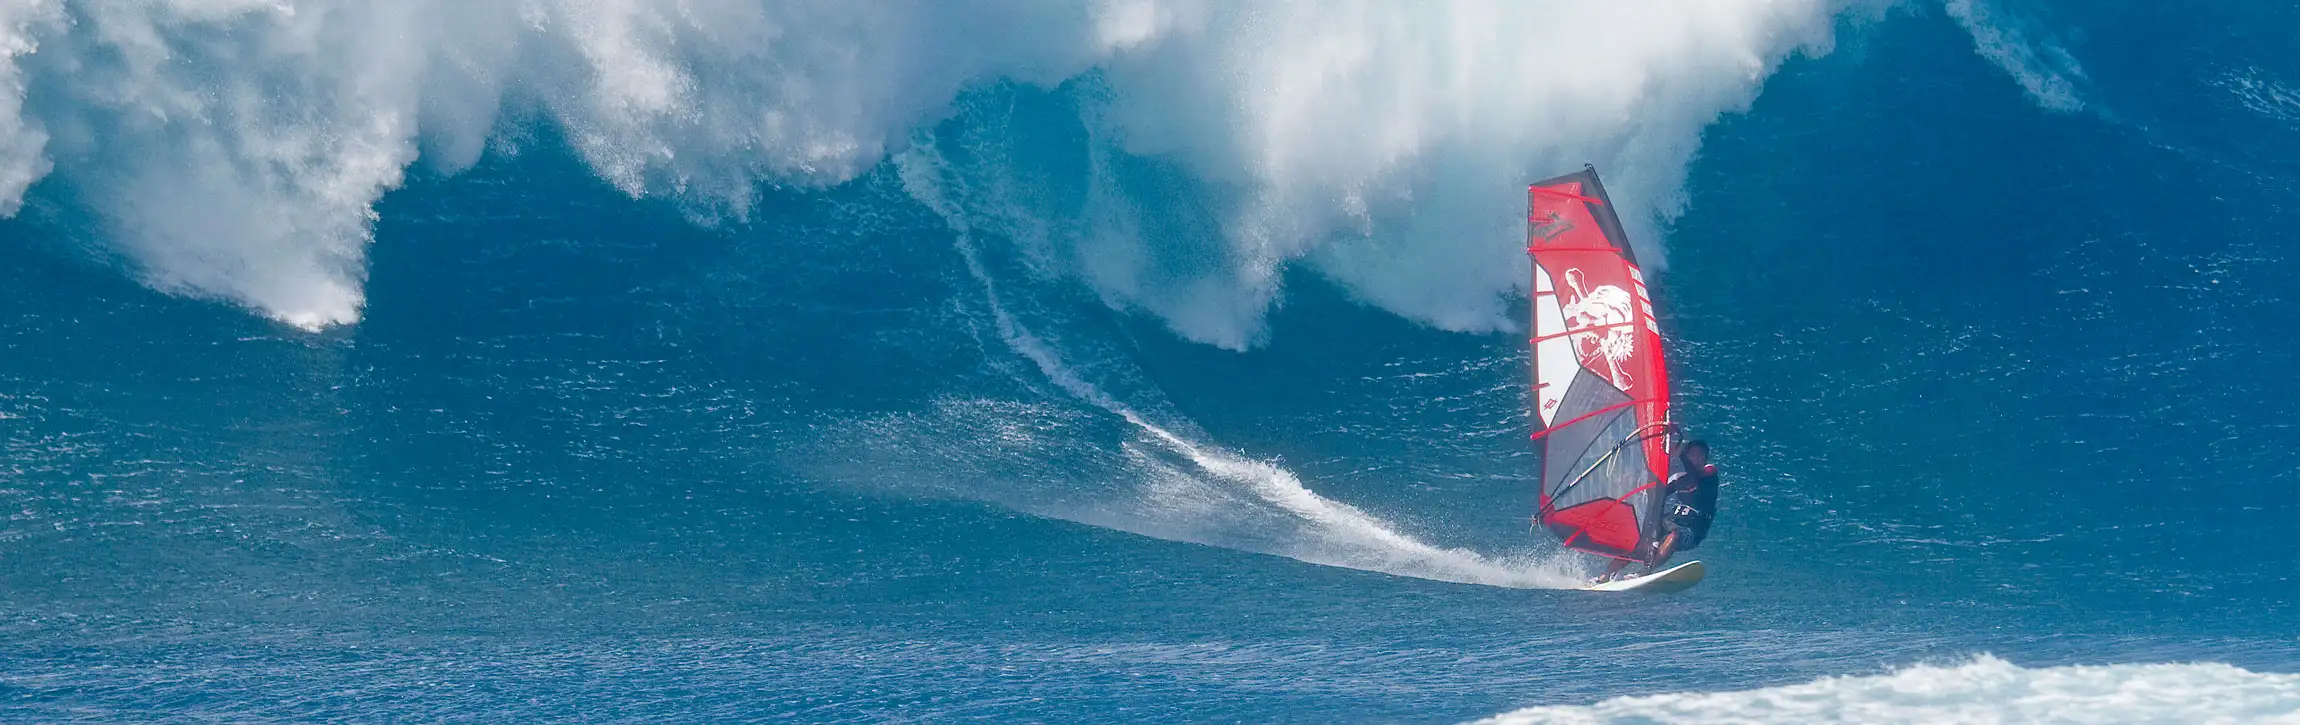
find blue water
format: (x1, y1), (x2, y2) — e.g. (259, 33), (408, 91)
(3, 3), (2298, 723)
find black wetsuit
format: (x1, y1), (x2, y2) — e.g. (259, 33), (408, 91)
(1662, 467), (1718, 550)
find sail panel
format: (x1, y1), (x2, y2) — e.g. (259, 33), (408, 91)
(1528, 168), (1675, 562)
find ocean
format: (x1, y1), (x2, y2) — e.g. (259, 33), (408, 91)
(2, 1), (2297, 722)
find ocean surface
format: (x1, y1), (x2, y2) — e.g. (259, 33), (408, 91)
(3, 1), (2298, 722)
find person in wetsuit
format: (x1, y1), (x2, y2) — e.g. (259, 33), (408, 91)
(1646, 439), (1718, 572)
(1593, 439), (1719, 583)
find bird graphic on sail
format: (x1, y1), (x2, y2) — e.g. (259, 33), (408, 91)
(1558, 268), (1637, 393)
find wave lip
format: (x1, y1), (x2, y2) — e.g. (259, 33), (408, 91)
(1469, 655), (2300, 725)
(2, 1), (1853, 336)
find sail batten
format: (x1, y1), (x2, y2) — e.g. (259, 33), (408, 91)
(1527, 167), (1676, 564)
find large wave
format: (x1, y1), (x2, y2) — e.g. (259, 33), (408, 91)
(0, 1), (1878, 342)
(1471, 656), (2300, 724)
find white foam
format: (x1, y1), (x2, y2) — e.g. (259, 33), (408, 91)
(1944, 0), (2087, 113)
(1, 1), (1856, 334)
(1470, 655), (2300, 725)
(0, 1), (59, 217)
(2220, 68), (2300, 128)
(23, 1), (441, 328)
(911, 1), (1850, 348)
(1097, 1), (1844, 344)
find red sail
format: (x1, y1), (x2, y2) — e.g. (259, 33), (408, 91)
(1527, 167), (1675, 562)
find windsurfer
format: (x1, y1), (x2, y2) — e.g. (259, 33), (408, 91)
(1593, 440), (1719, 583)
(1649, 440), (1718, 570)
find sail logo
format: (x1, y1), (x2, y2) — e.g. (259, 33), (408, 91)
(1559, 268), (1637, 392)
(1529, 209), (1577, 241)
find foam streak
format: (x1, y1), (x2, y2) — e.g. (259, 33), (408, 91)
(1945, 0), (2087, 112)
(1472, 655), (2300, 724)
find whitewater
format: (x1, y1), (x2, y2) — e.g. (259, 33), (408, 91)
(3, 0), (2298, 722)
(0, 0), (1859, 338)
(1476, 657), (2300, 725)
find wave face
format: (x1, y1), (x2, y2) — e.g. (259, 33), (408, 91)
(5, 1), (2300, 722)
(0, 0), (1847, 339)
(1473, 657), (2300, 725)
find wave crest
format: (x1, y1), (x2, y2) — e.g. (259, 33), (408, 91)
(3, 1), (1849, 334)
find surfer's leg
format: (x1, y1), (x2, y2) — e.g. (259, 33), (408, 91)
(1646, 531), (1680, 573)
(1596, 557), (1633, 583)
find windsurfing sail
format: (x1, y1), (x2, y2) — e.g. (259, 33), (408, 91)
(1527, 166), (1677, 564)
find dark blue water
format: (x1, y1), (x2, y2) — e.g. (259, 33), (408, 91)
(3, 3), (2298, 723)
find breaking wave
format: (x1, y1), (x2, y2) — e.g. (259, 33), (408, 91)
(1471, 656), (2300, 725)
(0, 1), (1868, 341)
